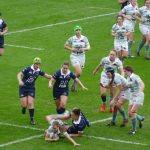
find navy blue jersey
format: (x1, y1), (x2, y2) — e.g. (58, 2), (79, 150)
(21, 65), (45, 89)
(0, 19), (6, 47)
(53, 69), (76, 92)
(67, 113), (89, 134)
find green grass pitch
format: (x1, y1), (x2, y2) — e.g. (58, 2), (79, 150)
(0, 0), (150, 149)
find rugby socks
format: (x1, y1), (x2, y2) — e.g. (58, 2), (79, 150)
(112, 106), (117, 123)
(128, 41), (132, 56)
(119, 107), (127, 121)
(136, 114), (143, 121)
(101, 95), (106, 104)
(109, 96), (113, 103)
(29, 109), (34, 120)
(131, 117), (136, 131)
(57, 108), (65, 114)
(145, 44), (149, 57)
(137, 41), (145, 53)
(22, 107), (26, 114)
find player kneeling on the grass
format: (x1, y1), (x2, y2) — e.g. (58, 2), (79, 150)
(17, 57), (51, 125)
(124, 66), (145, 135)
(49, 61), (88, 115)
(45, 119), (80, 146)
(46, 107), (90, 138)
(103, 67), (129, 127)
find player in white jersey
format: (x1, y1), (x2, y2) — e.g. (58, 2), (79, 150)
(93, 50), (124, 113)
(135, 0), (150, 60)
(124, 66), (145, 134)
(112, 15), (130, 61)
(64, 25), (91, 91)
(45, 119), (80, 146)
(104, 68), (129, 127)
(119, 0), (139, 57)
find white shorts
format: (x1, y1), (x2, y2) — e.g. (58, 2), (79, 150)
(119, 89), (130, 101)
(100, 71), (110, 87)
(70, 53), (85, 68)
(139, 24), (150, 35)
(124, 20), (135, 32)
(114, 40), (128, 51)
(129, 92), (144, 106)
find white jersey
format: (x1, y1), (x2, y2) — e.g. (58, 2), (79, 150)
(127, 73), (143, 94)
(65, 35), (90, 55)
(121, 3), (139, 23)
(139, 6), (150, 26)
(112, 23), (129, 42)
(112, 73), (127, 87)
(100, 56), (123, 73)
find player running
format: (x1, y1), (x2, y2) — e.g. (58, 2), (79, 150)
(0, 12), (8, 56)
(64, 25), (91, 91)
(17, 57), (51, 125)
(124, 66), (145, 134)
(49, 62), (87, 115)
(93, 50), (124, 113)
(112, 15), (130, 62)
(119, 0), (139, 57)
(135, 0), (150, 60)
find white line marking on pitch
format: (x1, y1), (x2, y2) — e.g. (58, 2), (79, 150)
(0, 134), (43, 148)
(6, 12), (117, 35)
(0, 117), (147, 147)
(0, 122), (44, 131)
(83, 135), (147, 146)
(88, 7), (117, 11)
(90, 117), (112, 124)
(5, 44), (44, 51)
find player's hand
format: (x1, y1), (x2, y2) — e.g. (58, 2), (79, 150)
(49, 83), (53, 88)
(74, 143), (80, 147)
(19, 80), (24, 86)
(82, 86), (88, 90)
(79, 48), (85, 52)
(71, 48), (77, 52)
(0, 32), (4, 36)
(109, 99), (116, 106)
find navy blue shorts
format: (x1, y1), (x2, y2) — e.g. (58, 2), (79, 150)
(67, 126), (78, 134)
(53, 90), (68, 100)
(19, 87), (35, 98)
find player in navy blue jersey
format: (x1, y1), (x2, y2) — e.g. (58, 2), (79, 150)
(66, 108), (90, 137)
(17, 57), (52, 125)
(0, 12), (8, 56)
(49, 62), (88, 115)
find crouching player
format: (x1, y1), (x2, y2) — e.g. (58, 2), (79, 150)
(45, 119), (80, 146)
(124, 66), (145, 134)
(104, 67), (129, 127)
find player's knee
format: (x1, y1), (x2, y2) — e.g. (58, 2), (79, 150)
(28, 102), (34, 108)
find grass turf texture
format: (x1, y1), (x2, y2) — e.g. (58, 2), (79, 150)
(0, 0), (150, 149)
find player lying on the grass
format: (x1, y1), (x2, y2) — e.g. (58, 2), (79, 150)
(45, 119), (80, 147)
(46, 107), (90, 137)
(104, 67), (129, 127)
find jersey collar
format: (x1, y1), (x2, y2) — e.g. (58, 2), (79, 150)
(31, 65), (40, 72)
(61, 69), (70, 77)
(73, 115), (81, 124)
